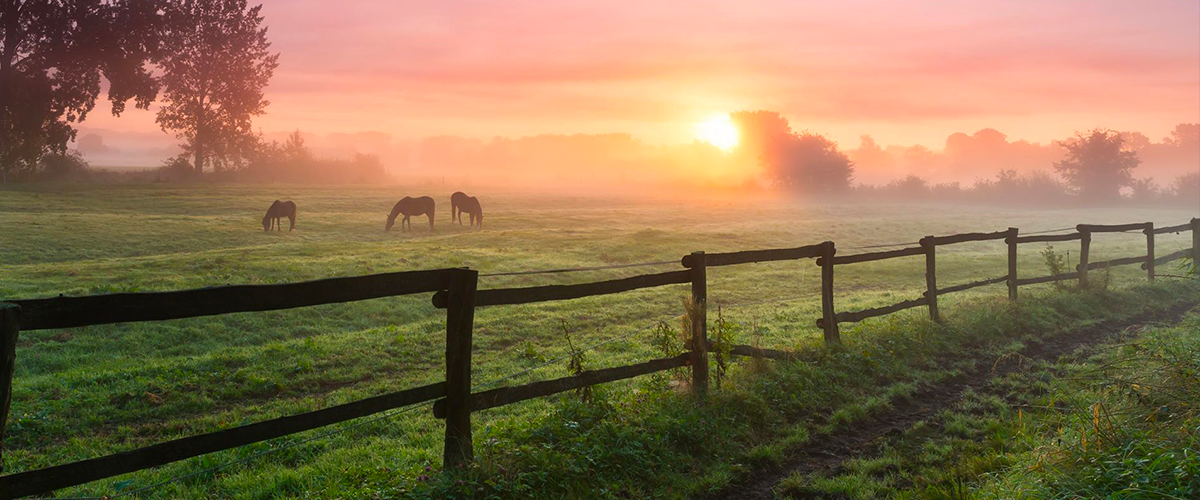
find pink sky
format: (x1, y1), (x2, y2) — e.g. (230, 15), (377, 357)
(83, 0), (1199, 149)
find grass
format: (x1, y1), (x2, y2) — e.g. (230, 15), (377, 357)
(777, 311), (1200, 500)
(0, 183), (1196, 498)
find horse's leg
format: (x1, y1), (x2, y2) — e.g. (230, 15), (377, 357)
(428, 211), (435, 231)
(289, 214), (295, 231)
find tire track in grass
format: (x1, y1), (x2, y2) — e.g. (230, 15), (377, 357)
(701, 300), (1198, 500)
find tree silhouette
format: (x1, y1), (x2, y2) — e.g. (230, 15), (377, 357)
(1054, 129), (1139, 201)
(0, 0), (162, 181)
(731, 111), (854, 193)
(156, 0), (279, 174)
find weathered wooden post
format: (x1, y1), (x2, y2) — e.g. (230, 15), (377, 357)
(1077, 225), (1091, 289)
(0, 303), (19, 473)
(688, 251), (708, 398)
(920, 237), (939, 322)
(442, 269), (478, 469)
(1193, 218), (1200, 275)
(819, 241), (840, 345)
(1144, 222), (1155, 282)
(1006, 228), (1019, 300)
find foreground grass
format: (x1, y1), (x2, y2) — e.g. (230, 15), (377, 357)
(399, 282), (1197, 500)
(777, 298), (1199, 500)
(1, 184), (1196, 498)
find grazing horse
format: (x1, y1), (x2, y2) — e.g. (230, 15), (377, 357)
(450, 191), (470, 224)
(458, 195), (483, 229)
(386, 196), (436, 232)
(262, 200), (297, 231)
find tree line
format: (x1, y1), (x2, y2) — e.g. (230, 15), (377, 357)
(731, 111), (1198, 205)
(0, 0), (277, 182)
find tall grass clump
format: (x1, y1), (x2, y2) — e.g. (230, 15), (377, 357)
(977, 313), (1200, 499)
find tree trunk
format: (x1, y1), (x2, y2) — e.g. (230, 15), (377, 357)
(193, 135), (204, 175)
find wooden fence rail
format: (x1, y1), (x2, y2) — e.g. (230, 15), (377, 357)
(11, 269), (452, 331)
(0, 218), (1195, 499)
(1013, 233), (1081, 244)
(431, 353), (691, 418)
(0, 383), (447, 499)
(431, 270), (691, 308)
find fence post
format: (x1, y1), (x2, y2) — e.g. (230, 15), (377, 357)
(442, 269), (478, 469)
(920, 237), (939, 322)
(819, 241), (840, 345)
(688, 251), (708, 398)
(1144, 222), (1154, 282)
(0, 303), (19, 473)
(1006, 228), (1018, 300)
(1077, 225), (1091, 289)
(1193, 218), (1200, 275)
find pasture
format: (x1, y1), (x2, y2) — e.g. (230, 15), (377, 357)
(0, 183), (1196, 498)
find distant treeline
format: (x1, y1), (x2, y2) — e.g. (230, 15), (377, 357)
(850, 169), (1198, 206)
(27, 131), (390, 185)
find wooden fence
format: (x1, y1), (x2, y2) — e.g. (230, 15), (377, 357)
(0, 218), (1196, 499)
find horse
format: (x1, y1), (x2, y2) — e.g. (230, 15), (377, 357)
(450, 191), (470, 224)
(386, 196), (436, 232)
(458, 195), (483, 229)
(262, 200), (297, 231)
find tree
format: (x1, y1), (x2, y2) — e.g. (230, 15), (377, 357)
(0, 0), (162, 181)
(1053, 129), (1139, 201)
(730, 110), (854, 193)
(37, 149), (90, 179)
(774, 132), (855, 193)
(156, 0), (279, 174)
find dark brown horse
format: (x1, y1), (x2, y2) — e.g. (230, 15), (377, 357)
(450, 191), (470, 224)
(262, 200), (297, 231)
(386, 196), (435, 232)
(458, 195), (483, 229)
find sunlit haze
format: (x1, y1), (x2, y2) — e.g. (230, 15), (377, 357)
(72, 0), (1199, 185)
(695, 115), (739, 151)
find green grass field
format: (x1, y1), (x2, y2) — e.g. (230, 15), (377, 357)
(0, 183), (1196, 498)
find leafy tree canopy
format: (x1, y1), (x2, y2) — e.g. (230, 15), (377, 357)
(0, 0), (163, 179)
(1054, 129), (1139, 201)
(156, 0), (279, 174)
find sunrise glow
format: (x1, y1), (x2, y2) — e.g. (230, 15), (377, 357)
(695, 115), (739, 151)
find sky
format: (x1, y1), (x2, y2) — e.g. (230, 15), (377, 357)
(79, 0), (1199, 165)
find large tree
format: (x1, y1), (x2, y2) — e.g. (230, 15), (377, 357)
(1054, 129), (1139, 201)
(0, 0), (162, 181)
(156, 0), (278, 174)
(730, 110), (855, 193)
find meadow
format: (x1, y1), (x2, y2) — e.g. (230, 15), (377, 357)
(0, 183), (1196, 498)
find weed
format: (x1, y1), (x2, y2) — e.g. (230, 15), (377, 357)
(559, 320), (590, 403)
(1041, 245), (1070, 290)
(710, 306), (741, 389)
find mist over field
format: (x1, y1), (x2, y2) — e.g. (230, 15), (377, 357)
(2, 1), (1198, 499)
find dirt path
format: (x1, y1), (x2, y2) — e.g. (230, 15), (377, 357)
(701, 301), (1198, 500)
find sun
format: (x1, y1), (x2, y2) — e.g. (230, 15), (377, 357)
(695, 115), (739, 151)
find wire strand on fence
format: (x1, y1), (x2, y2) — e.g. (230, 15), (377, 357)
(479, 260), (679, 277)
(1020, 226), (1078, 236)
(712, 292), (818, 311)
(477, 311), (682, 389)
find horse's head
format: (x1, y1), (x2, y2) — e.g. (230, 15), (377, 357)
(262, 214), (272, 231)
(385, 212), (397, 231)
